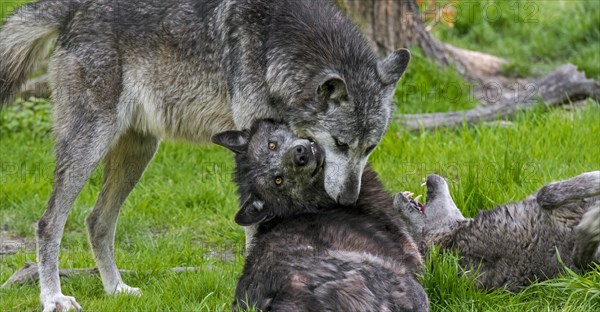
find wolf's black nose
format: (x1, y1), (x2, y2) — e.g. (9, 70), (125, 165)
(293, 145), (309, 166)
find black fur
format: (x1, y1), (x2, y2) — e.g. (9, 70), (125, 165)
(213, 120), (427, 312)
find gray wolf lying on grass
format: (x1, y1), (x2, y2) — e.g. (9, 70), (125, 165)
(212, 120), (428, 312)
(396, 172), (600, 291)
(0, 0), (409, 310)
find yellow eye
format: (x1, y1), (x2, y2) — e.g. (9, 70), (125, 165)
(268, 142), (277, 150)
(274, 177), (283, 185)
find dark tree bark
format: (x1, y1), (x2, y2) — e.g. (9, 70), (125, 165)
(333, 1), (443, 60)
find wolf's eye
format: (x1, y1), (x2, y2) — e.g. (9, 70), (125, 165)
(333, 136), (349, 151)
(333, 137), (343, 146)
(268, 142), (277, 150)
(274, 177), (283, 185)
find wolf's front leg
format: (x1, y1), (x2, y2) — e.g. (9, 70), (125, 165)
(229, 78), (275, 251)
(394, 191), (426, 242)
(231, 91), (272, 253)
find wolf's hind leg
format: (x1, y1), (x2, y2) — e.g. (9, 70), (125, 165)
(573, 202), (600, 268)
(537, 171), (600, 209)
(86, 129), (159, 295)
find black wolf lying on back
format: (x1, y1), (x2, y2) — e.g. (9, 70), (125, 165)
(1, 0), (409, 310)
(397, 173), (600, 291)
(212, 120), (428, 312)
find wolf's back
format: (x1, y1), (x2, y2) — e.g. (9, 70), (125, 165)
(0, 0), (80, 105)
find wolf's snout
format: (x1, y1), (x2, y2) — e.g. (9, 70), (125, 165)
(337, 192), (358, 206)
(337, 182), (360, 206)
(426, 175), (447, 190)
(293, 145), (310, 166)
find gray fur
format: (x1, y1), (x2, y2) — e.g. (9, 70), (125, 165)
(396, 172), (600, 291)
(0, 1), (410, 310)
(213, 120), (427, 312)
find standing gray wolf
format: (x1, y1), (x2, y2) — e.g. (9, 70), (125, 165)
(396, 172), (600, 291)
(212, 120), (428, 312)
(0, 0), (410, 310)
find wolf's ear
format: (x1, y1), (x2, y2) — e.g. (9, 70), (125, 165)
(234, 197), (273, 226)
(317, 74), (348, 103)
(377, 48), (411, 85)
(211, 130), (249, 154)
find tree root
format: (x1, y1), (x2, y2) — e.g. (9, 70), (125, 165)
(397, 64), (600, 131)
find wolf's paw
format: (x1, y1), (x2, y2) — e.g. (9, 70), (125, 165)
(394, 192), (427, 241)
(41, 293), (82, 312)
(394, 191), (425, 214)
(393, 191), (411, 210)
(110, 282), (142, 296)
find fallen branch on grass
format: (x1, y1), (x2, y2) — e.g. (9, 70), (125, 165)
(1, 261), (205, 289)
(397, 64), (600, 131)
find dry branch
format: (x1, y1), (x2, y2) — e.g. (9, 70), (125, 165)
(1, 261), (205, 289)
(397, 64), (600, 131)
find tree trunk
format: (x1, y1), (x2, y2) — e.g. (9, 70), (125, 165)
(333, 0), (507, 79)
(333, 0), (443, 59)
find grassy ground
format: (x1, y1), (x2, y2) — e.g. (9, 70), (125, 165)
(428, 0), (600, 79)
(1, 0), (600, 311)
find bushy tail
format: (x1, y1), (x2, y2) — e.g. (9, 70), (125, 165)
(0, 0), (79, 105)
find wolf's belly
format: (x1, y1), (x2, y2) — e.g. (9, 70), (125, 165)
(119, 53), (235, 142)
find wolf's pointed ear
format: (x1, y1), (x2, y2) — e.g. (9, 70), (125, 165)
(377, 48), (411, 85)
(211, 130), (249, 154)
(234, 197), (273, 226)
(317, 74), (348, 103)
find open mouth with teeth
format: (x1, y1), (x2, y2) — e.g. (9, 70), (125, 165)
(402, 190), (426, 214)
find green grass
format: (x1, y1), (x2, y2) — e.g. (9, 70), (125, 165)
(2, 0), (600, 311)
(428, 0), (600, 79)
(2, 99), (599, 311)
(0, 0), (32, 24)
(395, 48), (480, 114)
(422, 248), (600, 311)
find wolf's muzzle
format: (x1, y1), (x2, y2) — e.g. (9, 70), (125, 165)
(293, 145), (310, 166)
